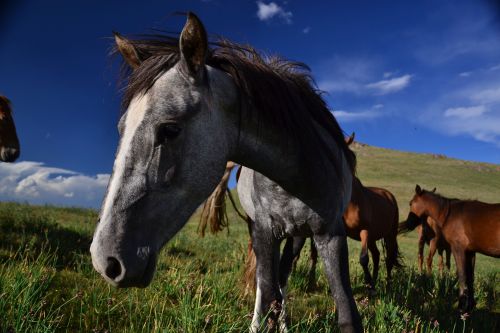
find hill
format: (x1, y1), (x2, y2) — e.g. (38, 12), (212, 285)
(0, 144), (498, 332)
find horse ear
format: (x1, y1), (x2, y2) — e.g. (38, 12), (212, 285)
(345, 132), (355, 146)
(179, 12), (208, 81)
(114, 32), (141, 69)
(431, 187), (436, 193)
(415, 184), (422, 195)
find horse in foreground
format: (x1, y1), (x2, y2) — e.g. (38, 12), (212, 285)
(400, 185), (500, 313)
(90, 12), (362, 332)
(416, 216), (451, 274)
(0, 96), (20, 162)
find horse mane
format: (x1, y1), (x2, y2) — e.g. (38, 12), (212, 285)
(117, 33), (356, 174)
(0, 96), (12, 114)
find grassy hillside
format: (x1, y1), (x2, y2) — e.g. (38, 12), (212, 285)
(0, 144), (499, 333)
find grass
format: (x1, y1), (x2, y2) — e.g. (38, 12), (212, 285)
(0, 144), (499, 332)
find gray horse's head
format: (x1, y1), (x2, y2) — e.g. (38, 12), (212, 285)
(90, 13), (236, 287)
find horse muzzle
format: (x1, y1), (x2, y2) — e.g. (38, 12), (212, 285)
(0, 147), (20, 162)
(90, 237), (158, 288)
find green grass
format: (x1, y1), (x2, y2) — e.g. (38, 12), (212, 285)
(0, 144), (499, 332)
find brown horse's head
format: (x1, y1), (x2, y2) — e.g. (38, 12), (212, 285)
(403, 184), (436, 231)
(0, 96), (20, 162)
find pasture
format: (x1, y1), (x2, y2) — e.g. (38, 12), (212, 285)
(0, 143), (498, 332)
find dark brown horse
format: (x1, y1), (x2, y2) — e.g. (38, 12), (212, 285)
(401, 185), (500, 313)
(0, 96), (20, 162)
(417, 216), (451, 274)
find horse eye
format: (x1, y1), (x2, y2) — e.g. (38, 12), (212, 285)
(157, 123), (181, 144)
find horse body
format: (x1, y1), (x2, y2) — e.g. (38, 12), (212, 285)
(441, 201), (500, 257)
(0, 96), (20, 162)
(404, 185), (500, 312)
(417, 217), (451, 273)
(90, 13), (362, 333)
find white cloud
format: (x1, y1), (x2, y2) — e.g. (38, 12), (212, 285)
(0, 161), (109, 208)
(471, 87), (500, 104)
(373, 104), (384, 109)
(440, 110), (500, 146)
(333, 110), (382, 122)
(366, 74), (412, 95)
(256, 1), (292, 24)
(316, 56), (376, 94)
(459, 71), (472, 77)
(444, 105), (488, 119)
(302, 27), (311, 34)
(489, 64), (500, 71)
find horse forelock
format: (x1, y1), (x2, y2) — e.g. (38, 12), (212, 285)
(116, 33), (355, 177)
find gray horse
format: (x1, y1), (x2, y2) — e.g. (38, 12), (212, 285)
(90, 12), (362, 333)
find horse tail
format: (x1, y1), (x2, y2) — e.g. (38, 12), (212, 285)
(384, 194), (404, 268)
(198, 161), (239, 236)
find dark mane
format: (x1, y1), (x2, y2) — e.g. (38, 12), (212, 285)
(422, 190), (464, 213)
(0, 96), (12, 114)
(118, 34), (356, 173)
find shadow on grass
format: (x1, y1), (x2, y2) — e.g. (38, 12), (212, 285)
(0, 212), (91, 270)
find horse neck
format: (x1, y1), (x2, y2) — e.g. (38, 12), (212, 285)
(226, 103), (351, 220)
(424, 195), (449, 229)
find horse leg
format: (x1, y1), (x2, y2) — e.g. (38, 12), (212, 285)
(307, 238), (318, 290)
(453, 248), (469, 313)
(417, 227), (425, 273)
(359, 230), (373, 290)
(277, 237), (306, 332)
(445, 249), (451, 271)
(368, 241), (380, 289)
(465, 251), (476, 312)
(251, 233), (282, 333)
(290, 236), (306, 273)
(314, 230), (363, 333)
(426, 238), (437, 274)
(437, 248), (444, 274)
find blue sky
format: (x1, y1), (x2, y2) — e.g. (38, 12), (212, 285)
(1, 0), (499, 207)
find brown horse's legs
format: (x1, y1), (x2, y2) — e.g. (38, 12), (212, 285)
(445, 249), (451, 271)
(465, 251), (476, 312)
(453, 248), (474, 313)
(368, 242), (380, 287)
(359, 230), (373, 289)
(437, 248), (444, 274)
(426, 238), (438, 274)
(417, 227), (425, 273)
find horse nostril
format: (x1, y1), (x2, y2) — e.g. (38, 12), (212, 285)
(105, 257), (122, 280)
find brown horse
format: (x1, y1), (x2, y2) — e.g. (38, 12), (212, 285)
(0, 96), (20, 162)
(417, 216), (451, 274)
(401, 185), (500, 313)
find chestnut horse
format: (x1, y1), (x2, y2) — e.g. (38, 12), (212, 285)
(417, 216), (451, 274)
(0, 96), (20, 162)
(400, 185), (500, 313)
